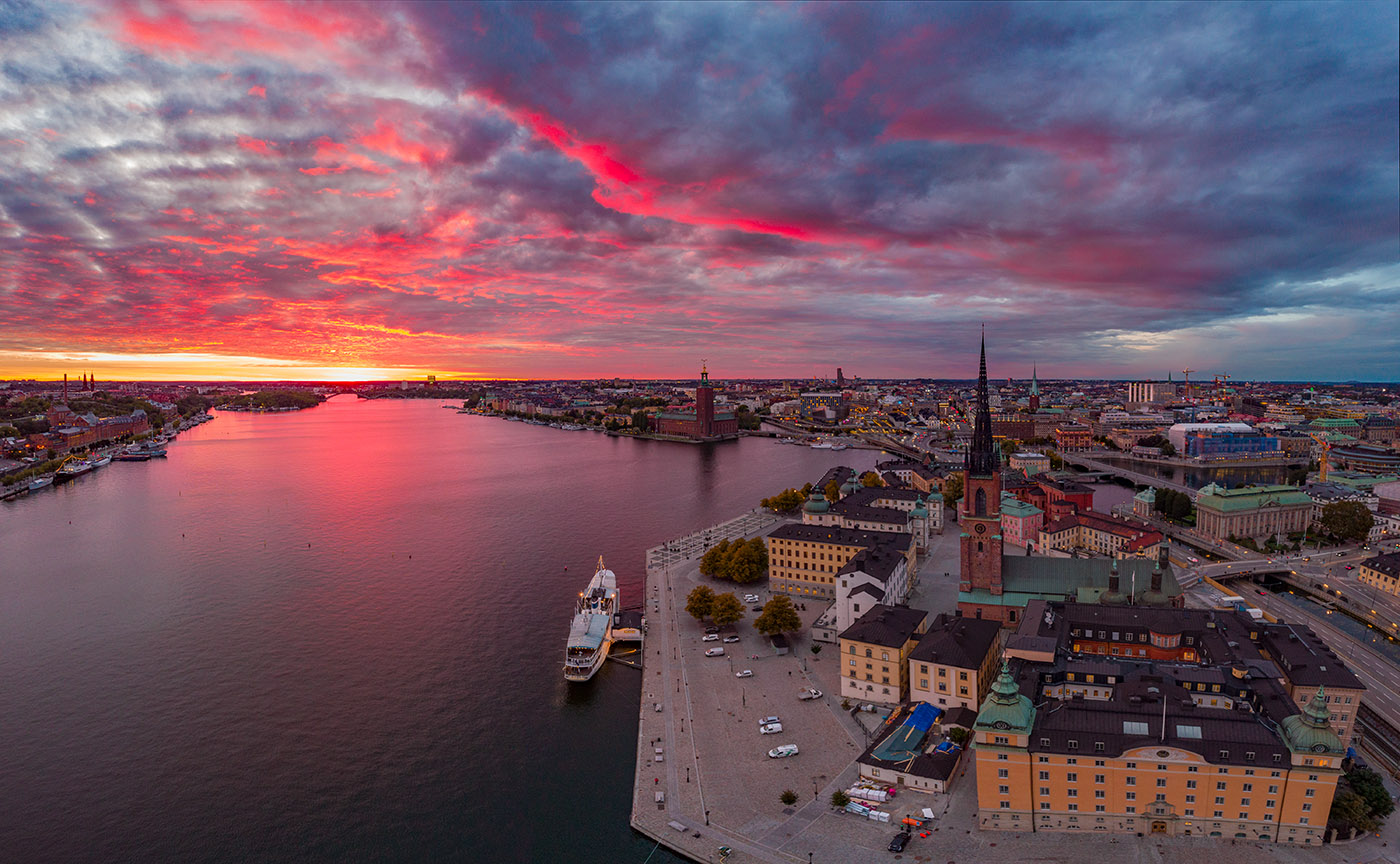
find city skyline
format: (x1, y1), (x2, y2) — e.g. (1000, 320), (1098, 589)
(1, 1), (1397, 382)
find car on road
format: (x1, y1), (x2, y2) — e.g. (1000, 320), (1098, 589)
(1346, 565), (1355, 570)
(744, 594), (760, 603)
(759, 722), (783, 734)
(736, 670), (753, 678)
(767, 744), (798, 758)
(723, 635), (740, 643)
(798, 688), (823, 700)
(752, 605), (763, 611)
(1256, 589), (1267, 595)
(759, 715), (780, 726)
(702, 634), (720, 642)
(1338, 552), (1346, 557)
(704, 625), (720, 634)
(1188, 557), (1199, 564)
(704, 647), (725, 657)
(888, 831), (911, 852)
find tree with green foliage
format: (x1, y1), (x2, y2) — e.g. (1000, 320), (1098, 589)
(1348, 766), (1395, 821)
(780, 789), (798, 806)
(755, 595), (802, 636)
(830, 790), (850, 808)
(1320, 501), (1375, 545)
(761, 487), (807, 512)
(942, 474), (964, 509)
(727, 538), (768, 583)
(700, 539), (733, 578)
(947, 726), (971, 746)
(1000, 439), (1019, 459)
(1329, 790), (1377, 834)
(711, 592), (745, 626)
(734, 405), (762, 430)
(859, 471), (883, 487)
(630, 410), (649, 432)
(685, 585), (715, 622)
(824, 479), (840, 503)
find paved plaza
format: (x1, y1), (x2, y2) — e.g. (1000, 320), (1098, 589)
(630, 509), (1400, 864)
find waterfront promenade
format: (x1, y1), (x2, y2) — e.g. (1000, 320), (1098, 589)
(632, 510), (1400, 864)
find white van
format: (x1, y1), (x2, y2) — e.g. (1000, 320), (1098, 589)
(767, 744), (798, 759)
(704, 647), (725, 657)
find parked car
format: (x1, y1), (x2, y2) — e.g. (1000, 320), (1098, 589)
(702, 634), (720, 642)
(723, 635), (740, 643)
(759, 722), (783, 735)
(736, 670), (753, 678)
(704, 647), (725, 657)
(704, 625), (720, 634)
(798, 688), (822, 700)
(888, 831), (911, 852)
(767, 744), (798, 758)
(759, 715), (780, 726)
(752, 605), (763, 612)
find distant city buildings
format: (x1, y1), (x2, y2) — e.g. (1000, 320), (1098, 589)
(653, 365), (740, 440)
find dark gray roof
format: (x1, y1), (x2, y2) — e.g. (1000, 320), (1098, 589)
(909, 613), (1002, 669)
(839, 545), (906, 582)
(1362, 552), (1400, 580)
(767, 522), (913, 554)
(839, 604), (927, 648)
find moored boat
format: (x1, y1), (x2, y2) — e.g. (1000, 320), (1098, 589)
(27, 476), (53, 491)
(564, 556), (619, 682)
(55, 458), (94, 481)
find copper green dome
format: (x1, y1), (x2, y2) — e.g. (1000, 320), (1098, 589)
(974, 661), (1035, 735)
(911, 496), (928, 518)
(803, 491), (829, 514)
(840, 471), (861, 496)
(1280, 686), (1344, 756)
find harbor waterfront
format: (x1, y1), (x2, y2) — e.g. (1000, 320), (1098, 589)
(0, 396), (882, 864)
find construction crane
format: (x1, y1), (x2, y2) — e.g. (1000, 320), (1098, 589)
(1180, 368), (1195, 403)
(1213, 373), (1231, 402)
(1305, 431), (1332, 483)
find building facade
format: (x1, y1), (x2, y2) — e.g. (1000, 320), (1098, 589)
(653, 365), (740, 440)
(1038, 510), (1163, 560)
(1194, 485), (1313, 541)
(978, 603), (1356, 845)
(765, 523), (915, 601)
(908, 613), (1005, 711)
(838, 605), (929, 705)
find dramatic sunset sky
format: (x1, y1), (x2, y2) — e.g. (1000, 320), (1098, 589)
(1, 1), (1396, 381)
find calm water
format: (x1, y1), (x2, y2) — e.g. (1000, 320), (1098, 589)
(0, 397), (880, 864)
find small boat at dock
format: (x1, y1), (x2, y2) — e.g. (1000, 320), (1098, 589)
(27, 476), (53, 491)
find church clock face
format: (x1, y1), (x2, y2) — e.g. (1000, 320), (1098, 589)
(975, 523), (987, 534)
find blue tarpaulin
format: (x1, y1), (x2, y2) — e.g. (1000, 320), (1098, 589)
(871, 703), (944, 762)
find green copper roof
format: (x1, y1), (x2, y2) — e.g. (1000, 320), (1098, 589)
(1196, 484), (1313, 514)
(803, 491), (829, 514)
(1310, 418), (1360, 429)
(911, 496), (928, 517)
(975, 661), (1035, 734)
(1280, 686), (1344, 756)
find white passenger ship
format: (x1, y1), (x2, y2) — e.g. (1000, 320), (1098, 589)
(564, 557), (618, 682)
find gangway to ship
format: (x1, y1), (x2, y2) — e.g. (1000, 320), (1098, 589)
(607, 647), (643, 670)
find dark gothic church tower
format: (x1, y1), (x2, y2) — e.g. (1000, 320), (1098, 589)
(959, 334), (1004, 597)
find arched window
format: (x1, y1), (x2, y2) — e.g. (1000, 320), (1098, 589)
(975, 488), (987, 516)
(978, 541), (984, 553)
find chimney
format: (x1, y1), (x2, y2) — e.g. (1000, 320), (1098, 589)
(1108, 558), (1120, 595)
(1151, 556), (1163, 595)
(63, 373), (68, 402)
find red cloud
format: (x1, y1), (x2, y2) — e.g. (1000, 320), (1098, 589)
(237, 135), (275, 157)
(248, 85), (266, 98)
(355, 120), (446, 167)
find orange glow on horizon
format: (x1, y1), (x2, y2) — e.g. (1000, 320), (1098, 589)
(0, 350), (482, 383)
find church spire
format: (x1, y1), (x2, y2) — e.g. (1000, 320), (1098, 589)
(966, 331), (997, 475)
(1030, 365), (1039, 396)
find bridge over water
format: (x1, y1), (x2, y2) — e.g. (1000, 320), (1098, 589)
(1062, 452), (1200, 498)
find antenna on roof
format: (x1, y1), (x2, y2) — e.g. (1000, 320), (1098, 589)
(1160, 689), (1168, 743)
